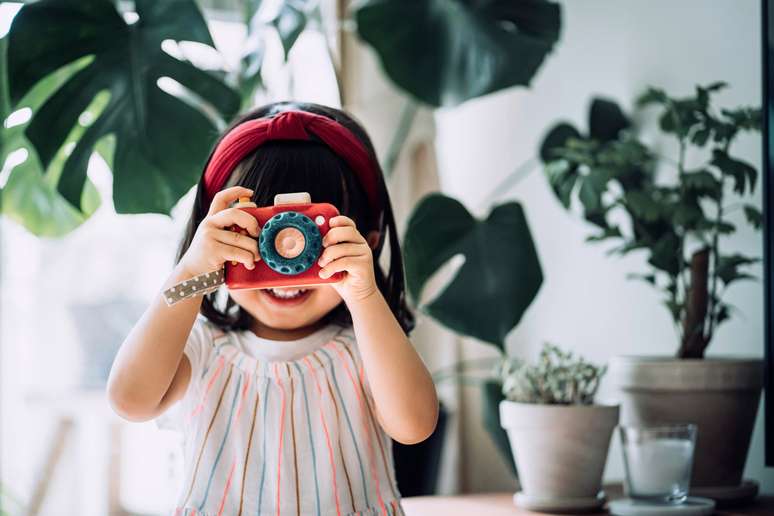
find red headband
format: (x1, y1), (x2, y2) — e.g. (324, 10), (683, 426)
(203, 110), (382, 218)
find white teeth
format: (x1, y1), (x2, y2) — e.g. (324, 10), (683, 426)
(268, 288), (308, 299)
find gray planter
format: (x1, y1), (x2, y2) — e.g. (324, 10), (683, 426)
(499, 401), (619, 508)
(610, 356), (763, 490)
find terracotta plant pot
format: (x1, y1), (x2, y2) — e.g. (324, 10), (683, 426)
(610, 356), (763, 492)
(499, 401), (619, 512)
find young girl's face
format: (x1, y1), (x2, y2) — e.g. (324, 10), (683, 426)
(229, 284), (343, 331)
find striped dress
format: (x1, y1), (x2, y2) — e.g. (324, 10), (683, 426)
(155, 316), (405, 516)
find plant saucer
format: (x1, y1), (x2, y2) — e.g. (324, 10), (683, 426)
(689, 479), (758, 504)
(609, 497), (715, 516)
(514, 490), (606, 513)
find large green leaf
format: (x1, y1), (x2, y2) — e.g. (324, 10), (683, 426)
(1, 38), (101, 237)
(2, 146), (101, 237)
(481, 379), (517, 476)
(269, 2), (308, 60)
(711, 148), (757, 195)
(589, 97), (630, 143)
(7, 0), (240, 215)
(354, 0), (561, 107)
(403, 193), (543, 348)
(0, 36), (9, 141)
(539, 122), (580, 163)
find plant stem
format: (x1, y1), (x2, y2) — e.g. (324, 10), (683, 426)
(705, 139), (733, 343)
(675, 137), (689, 309)
(434, 373), (494, 387)
(680, 248), (709, 358)
(333, 0), (349, 105)
(665, 98), (691, 354)
(431, 356), (502, 383)
(382, 98), (419, 179)
(477, 157), (537, 211)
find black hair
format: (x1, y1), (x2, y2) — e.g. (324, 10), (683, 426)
(175, 101), (415, 335)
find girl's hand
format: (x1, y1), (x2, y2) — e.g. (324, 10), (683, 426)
(317, 215), (378, 305)
(178, 186), (261, 278)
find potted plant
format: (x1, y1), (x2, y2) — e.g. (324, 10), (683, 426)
(498, 344), (617, 513)
(539, 83), (763, 501)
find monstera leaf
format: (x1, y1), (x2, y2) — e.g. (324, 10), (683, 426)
(403, 193), (543, 348)
(355, 0), (561, 107)
(1, 37), (101, 237)
(6, 0), (240, 216)
(268, 1), (309, 60)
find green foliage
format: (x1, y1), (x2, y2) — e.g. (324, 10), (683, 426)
(354, 0), (562, 107)
(269, 2), (308, 59)
(0, 38), (102, 237)
(7, 0), (239, 221)
(0, 481), (24, 516)
(539, 83), (762, 358)
(481, 379), (518, 475)
(403, 194), (543, 348)
(496, 344), (607, 405)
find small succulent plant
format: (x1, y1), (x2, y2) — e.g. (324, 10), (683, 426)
(496, 344), (607, 405)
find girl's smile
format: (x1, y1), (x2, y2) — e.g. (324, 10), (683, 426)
(229, 283), (344, 335)
(261, 286), (313, 305)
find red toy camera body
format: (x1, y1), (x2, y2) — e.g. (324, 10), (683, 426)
(224, 192), (345, 290)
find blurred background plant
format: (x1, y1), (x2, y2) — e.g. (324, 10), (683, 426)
(539, 83), (762, 359)
(496, 343), (607, 405)
(0, 482), (24, 516)
(1, 0), (562, 238)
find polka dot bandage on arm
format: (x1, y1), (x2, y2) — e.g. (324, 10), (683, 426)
(163, 268), (225, 306)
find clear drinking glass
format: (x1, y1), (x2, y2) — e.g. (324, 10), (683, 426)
(619, 424), (697, 504)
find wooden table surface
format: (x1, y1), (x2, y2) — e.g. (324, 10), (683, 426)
(401, 487), (774, 516)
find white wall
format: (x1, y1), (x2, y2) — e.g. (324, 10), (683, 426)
(433, 0), (773, 493)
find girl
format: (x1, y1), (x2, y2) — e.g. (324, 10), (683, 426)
(107, 102), (438, 516)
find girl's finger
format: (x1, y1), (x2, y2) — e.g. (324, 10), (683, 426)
(329, 215), (356, 228)
(318, 243), (368, 268)
(323, 226), (366, 247)
(210, 228), (260, 260)
(214, 241), (257, 270)
(319, 256), (358, 279)
(207, 186), (254, 216)
(207, 207), (261, 237)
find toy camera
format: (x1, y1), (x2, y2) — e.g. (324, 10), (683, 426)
(224, 192), (345, 289)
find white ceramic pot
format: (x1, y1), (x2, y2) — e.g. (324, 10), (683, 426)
(610, 356), (763, 490)
(499, 401), (619, 503)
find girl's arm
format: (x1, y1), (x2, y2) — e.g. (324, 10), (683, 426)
(347, 291), (439, 444)
(106, 266), (200, 421)
(318, 216), (439, 444)
(107, 186), (260, 421)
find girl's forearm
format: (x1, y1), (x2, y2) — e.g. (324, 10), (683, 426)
(347, 291), (438, 444)
(107, 263), (199, 420)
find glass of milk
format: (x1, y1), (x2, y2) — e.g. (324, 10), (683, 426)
(619, 424), (697, 504)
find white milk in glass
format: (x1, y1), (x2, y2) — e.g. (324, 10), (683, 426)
(623, 437), (694, 501)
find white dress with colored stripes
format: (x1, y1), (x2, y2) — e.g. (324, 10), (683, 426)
(155, 316), (405, 516)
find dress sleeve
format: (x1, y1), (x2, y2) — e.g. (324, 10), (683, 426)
(154, 317), (215, 432)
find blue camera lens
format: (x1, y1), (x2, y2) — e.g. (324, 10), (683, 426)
(258, 211), (322, 275)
